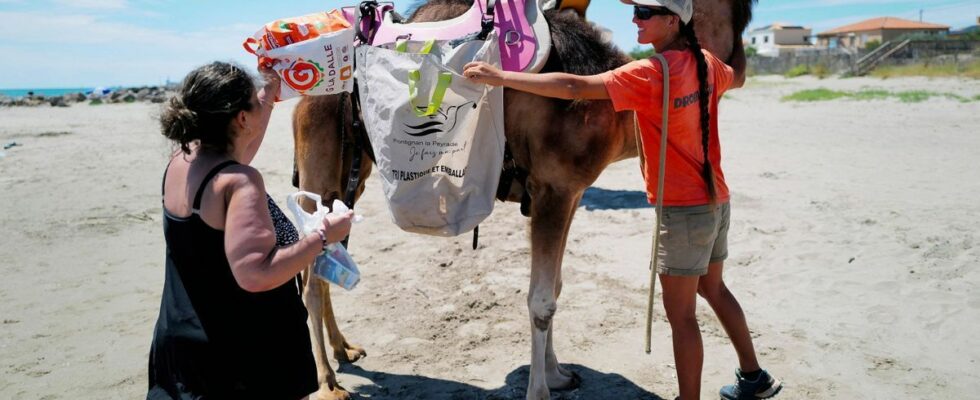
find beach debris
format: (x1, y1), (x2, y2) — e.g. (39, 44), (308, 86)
(4, 141), (20, 150)
(49, 97), (68, 107)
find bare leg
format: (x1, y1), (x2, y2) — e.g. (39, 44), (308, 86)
(321, 281), (367, 363)
(526, 187), (580, 399)
(660, 274), (703, 400)
(697, 261), (760, 372)
(304, 276), (350, 400)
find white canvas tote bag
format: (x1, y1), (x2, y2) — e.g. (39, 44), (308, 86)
(355, 34), (505, 236)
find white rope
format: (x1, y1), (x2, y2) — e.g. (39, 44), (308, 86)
(645, 48), (670, 354)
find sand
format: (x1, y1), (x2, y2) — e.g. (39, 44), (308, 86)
(1, 75), (978, 399)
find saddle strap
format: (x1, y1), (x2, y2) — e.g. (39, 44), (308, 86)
(480, 0), (498, 40)
(496, 143), (532, 218)
(355, 1), (380, 44)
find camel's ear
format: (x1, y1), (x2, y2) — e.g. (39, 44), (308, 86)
(558, 0), (590, 19)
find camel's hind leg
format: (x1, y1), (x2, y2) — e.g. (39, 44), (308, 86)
(525, 184), (583, 400)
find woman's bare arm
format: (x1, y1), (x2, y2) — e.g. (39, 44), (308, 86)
(222, 167), (351, 292)
(463, 62), (610, 100)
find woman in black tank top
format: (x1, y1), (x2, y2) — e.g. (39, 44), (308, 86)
(148, 62), (353, 400)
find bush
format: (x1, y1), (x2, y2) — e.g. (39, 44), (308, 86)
(864, 39), (882, 51)
(810, 64), (832, 79)
(784, 64), (810, 78)
(745, 45), (758, 58)
(629, 46), (654, 60)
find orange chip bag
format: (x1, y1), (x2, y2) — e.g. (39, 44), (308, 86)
(244, 11), (355, 100)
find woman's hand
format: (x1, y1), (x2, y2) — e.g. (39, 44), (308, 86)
(257, 63), (281, 105)
(319, 211), (354, 244)
(463, 62), (506, 86)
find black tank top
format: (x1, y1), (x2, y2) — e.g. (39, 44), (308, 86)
(148, 160), (317, 400)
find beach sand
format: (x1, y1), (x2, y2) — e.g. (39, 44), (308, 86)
(1, 75), (978, 399)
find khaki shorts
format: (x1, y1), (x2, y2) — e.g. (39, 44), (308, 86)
(653, 202), (730, 276)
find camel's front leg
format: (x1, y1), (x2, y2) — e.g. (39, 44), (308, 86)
(526, 186), (582, 400)
(304, 276), (350, 400)
(546, 311), (580, 387)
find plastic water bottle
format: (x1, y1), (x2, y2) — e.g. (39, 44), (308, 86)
(312, 243), (360, 290)
(286, 192), (363, 291)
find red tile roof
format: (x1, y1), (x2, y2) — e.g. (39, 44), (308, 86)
(818, 17), (950, 36)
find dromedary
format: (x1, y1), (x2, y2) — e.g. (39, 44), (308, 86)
(292, 1), (756, 399)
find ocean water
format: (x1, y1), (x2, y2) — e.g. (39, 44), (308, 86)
(0, 88), (94, 99)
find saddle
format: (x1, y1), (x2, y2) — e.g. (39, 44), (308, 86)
(343, 0), (551, 73)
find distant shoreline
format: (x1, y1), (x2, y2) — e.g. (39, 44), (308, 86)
(0, 88), (96, 99)
(0, 85), (176, 107)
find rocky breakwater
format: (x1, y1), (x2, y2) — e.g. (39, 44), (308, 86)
(0, 86), (174, 107)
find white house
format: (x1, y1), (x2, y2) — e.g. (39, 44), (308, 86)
(747, 23), (813, 57)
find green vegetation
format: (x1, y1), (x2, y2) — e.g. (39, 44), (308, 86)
(745, 45), (758, 58)
(784, 64), (833, 79)
(782, 88), (978, 103)
(629, 46), (654, 60)
(871, 60), (980, 79)
(895, 90), (933, 103)
(864, 39), (882, 52)
(810, 65), (831, 79)
(849, 89), (891, 100)
(784, 65), (810, 78)
(781, 88), (849, 102)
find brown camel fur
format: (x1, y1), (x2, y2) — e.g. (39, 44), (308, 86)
(292, 1), (756, 399)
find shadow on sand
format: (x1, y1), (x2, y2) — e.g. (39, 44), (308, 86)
(338, 363), (666, 399)
(579, 187), (653, 211)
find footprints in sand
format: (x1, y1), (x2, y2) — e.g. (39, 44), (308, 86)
(6, 357), (52, 381)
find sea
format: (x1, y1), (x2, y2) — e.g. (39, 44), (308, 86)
(0, 88), (96, 99)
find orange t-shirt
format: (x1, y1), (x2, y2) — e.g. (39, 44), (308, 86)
(601, 49), (733, 206)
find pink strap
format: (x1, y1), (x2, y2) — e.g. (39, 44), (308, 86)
(369, 0), (539, 72)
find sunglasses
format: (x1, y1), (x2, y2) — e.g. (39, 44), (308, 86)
(634, 6), (674, 20)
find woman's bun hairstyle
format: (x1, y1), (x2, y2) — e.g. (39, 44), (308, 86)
(160, 62), (256, 154)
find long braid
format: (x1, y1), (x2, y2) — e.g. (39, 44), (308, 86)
(681, 21), (717, 204)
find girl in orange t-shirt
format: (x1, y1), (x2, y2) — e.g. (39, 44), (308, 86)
(464, 1), (781, 399)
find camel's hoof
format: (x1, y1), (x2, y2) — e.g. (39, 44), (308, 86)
(334, 344), (367, 364)
(548, 369), (581, 391)
(314, 385), (350, 400)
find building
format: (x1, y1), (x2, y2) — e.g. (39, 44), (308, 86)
(817, 17), (950, 50)
(746, 23), (813, 57)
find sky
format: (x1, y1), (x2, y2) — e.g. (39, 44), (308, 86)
(1, 0), (978, 89)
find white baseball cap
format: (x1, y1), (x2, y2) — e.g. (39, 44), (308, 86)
(620, 0), (693, 25)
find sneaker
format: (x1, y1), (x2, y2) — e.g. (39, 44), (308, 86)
(719, 369), (782, 400)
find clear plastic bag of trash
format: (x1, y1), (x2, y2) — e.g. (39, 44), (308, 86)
(286, 191), (363, 290)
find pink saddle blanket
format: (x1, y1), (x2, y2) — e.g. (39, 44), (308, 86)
(342, 0), (549, 73)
